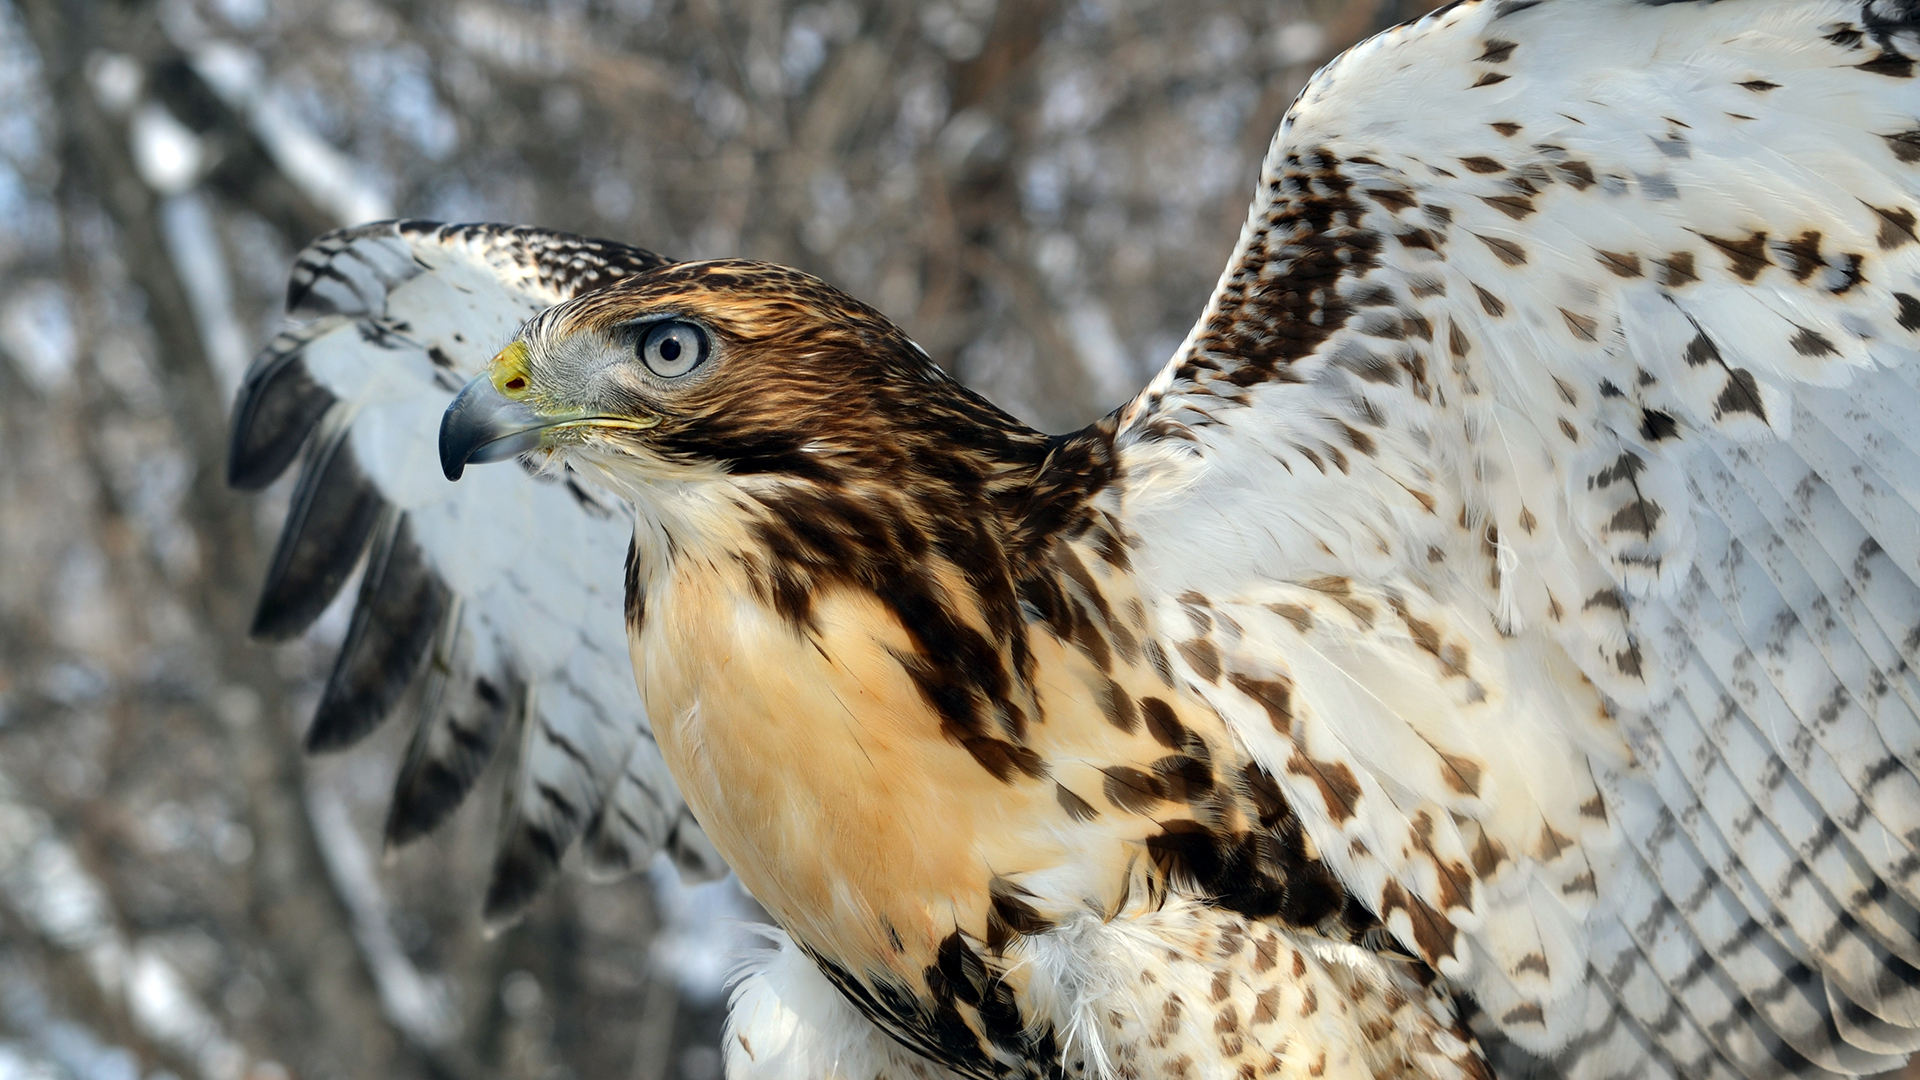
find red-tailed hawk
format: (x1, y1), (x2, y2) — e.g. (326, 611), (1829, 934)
(233, 1), (1920, 1076)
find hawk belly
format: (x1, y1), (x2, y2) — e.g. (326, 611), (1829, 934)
(626, 523), (1487, 1080)
(631, 554), (1070, 979)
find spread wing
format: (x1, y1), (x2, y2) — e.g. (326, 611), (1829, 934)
(1111, 2), (1920, 1076)
(231, 220), (722, 920)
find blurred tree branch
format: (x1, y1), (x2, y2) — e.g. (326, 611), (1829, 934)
(12, 2), (456, 1077)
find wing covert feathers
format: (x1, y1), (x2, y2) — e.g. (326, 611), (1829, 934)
(231, 220), (713, 918)
(1115, 1), (1920, 1076)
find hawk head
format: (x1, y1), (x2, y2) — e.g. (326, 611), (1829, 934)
(439, 260), (1052, 498)
(441, 258), (1119, 685)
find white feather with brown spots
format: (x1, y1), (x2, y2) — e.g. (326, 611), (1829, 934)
(726, 900), (1485, 1080)
(1116, 1), (1920, 1076)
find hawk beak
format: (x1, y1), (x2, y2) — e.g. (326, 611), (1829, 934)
(440, 372), (559, 481)
(441, 342), (666, 481)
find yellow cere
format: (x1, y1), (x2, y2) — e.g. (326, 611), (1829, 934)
(490, 340), (533, 396)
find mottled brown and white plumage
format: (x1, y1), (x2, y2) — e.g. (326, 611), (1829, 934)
(234, 1), (1920, 1077)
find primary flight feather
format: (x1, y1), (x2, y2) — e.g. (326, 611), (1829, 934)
(233, 1), (1920, 1076)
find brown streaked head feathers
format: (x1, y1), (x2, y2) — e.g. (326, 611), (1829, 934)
(510, 259), (1119, 567)
(530, 261), (1047, 485)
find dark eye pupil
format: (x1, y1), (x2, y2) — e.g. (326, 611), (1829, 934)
(660, 338), (681, 361)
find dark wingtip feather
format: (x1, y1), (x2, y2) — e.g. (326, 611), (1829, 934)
(667, 811), (729, 883)
(228, 330), (337, 491)
(482, 822), (567, 926)
(385, 644), (516, 847)
(306, 514), (450, 753)
(383, 753), (479, 849)
(249, 422), (386, 642)
(579, 818), (644, 881)
(579, 784), (669, 883)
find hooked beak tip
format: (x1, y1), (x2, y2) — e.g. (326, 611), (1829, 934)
(439, 373), (550, 482)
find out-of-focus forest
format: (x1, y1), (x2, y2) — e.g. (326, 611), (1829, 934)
(0, 1), (1711, 1079)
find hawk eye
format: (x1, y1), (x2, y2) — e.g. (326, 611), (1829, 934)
(637, 320), (708, 378)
